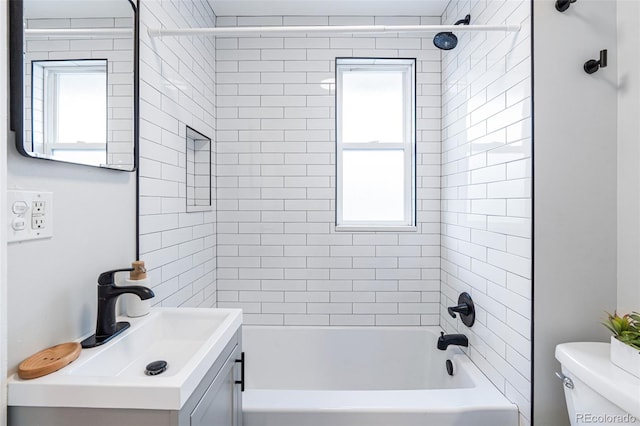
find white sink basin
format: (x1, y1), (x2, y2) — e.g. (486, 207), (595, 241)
(8, 308), (242, 410)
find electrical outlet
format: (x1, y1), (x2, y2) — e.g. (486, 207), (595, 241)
(32, 216), (45, 229)
(32, 201), (45, 214)
(8, 190), (53, 242)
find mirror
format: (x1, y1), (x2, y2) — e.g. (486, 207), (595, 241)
(10, 0), (138, 171)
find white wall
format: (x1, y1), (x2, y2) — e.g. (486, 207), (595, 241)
(215, 15), (442, 326)
(5, 0), (220, 383)
(533, 1), (618, 425)
(137, 0), (217, 308)
(7, 152), (136, 372)
(6, 1), (137, 374)
(6, 0), (137, 374)
(616, 0), (640, 314)
(439, 0), (532, 425)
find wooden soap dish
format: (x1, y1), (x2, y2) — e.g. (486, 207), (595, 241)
(18, 342), (82, 380)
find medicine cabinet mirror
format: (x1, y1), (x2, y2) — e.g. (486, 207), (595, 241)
(10, 0), (139, 171)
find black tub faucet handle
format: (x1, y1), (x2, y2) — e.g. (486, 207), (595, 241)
(447, 303), (471, 318)
(446, 292), (476, 327)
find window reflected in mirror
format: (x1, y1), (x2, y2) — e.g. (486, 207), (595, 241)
(32, 60), (107, 166)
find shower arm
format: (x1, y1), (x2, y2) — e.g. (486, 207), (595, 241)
(148, 23), (521, 38)
(454, 15), (472, 26)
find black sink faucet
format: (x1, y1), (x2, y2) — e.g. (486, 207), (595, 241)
(437, 332), (469, 350)
(81, 268), (155, 348)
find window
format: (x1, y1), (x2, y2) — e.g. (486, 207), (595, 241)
(32, 60), (107, 166)
(336, 58), (416, 230)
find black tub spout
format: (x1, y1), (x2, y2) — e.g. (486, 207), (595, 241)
(437, 332), (469, 350)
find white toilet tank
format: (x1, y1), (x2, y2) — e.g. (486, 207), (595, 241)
(556, 342), (640, 426)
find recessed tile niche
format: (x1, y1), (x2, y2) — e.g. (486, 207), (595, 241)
(185, 126), (212, 213)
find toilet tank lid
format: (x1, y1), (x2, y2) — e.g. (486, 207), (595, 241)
(555, 342), (640, 419)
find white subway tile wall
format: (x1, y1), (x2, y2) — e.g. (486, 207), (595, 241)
(215, 16), (442, 326)
(136, 3), (531, 422)
(138, 0), (217, 308)
(439, 1), (531, 425)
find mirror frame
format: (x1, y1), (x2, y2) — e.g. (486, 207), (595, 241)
(9, 0), (139, 172)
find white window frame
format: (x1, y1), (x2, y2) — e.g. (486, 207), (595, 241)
(40, 61), (107, 156)
(336, 58), (416, 231)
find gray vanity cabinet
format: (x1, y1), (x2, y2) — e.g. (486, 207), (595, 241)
(8, 330), (243, 426)
(190, 343), (242, 426)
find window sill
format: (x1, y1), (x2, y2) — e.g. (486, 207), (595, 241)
(335, 225), (418, 233)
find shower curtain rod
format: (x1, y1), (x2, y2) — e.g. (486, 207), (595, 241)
(148, 24), (521, 38)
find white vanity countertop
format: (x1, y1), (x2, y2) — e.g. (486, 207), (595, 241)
(8, 308), (243, 410)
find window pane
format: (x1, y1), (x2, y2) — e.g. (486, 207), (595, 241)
(342, 71), (404, 144)
(342, 150), (405, 222)
(57, 72), (106, 144)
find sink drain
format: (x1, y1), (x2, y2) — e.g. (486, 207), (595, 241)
(145, 360), (168, 376)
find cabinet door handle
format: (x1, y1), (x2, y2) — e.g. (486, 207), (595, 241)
(235, 352), (245, 392)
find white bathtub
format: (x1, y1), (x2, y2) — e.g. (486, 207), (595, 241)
(242, 326), (518, 426)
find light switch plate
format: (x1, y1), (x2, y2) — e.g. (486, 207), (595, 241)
(8, 190), (53, 243)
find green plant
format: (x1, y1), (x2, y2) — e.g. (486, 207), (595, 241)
(603, 311), (640, 350)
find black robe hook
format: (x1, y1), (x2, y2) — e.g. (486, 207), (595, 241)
(584, 49), (608, 74)
(555, 0), (577, 12)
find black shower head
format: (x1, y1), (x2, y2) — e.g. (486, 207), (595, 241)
(433, 14), (471, 51)
(433, 32), (458, 50)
